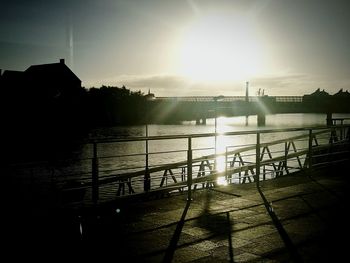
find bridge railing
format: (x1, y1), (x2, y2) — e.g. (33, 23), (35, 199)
(155, 96), (303, 103)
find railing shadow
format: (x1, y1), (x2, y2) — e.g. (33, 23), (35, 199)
(162, 188), (235, 263)
(257, 185), (304, 263)
(196, 188), (234, 263)
(162, 200), (191, 263)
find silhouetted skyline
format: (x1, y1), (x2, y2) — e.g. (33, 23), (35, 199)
(1, 0), (350, 96)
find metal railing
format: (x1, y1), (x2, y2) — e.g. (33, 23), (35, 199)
(71, 124), (350, 205)
(7, 122), (350, 207)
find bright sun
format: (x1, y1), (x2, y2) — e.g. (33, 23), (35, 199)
(178, 14), (263, 83)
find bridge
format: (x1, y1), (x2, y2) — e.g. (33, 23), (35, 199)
(145, 95), (350, 126)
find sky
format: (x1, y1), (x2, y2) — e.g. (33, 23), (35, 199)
(1, 0), (350, 96)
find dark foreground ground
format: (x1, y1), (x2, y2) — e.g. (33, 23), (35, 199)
(3, 163), (350, 262)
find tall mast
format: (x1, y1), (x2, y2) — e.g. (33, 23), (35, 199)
(245, 81), (249, 102)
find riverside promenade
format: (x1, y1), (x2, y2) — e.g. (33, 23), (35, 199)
(7, 162), (349, 262)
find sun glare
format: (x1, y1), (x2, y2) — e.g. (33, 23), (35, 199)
(217, 176), (228, 186)
(214, 132), (231, 185)
(178, 14), (262, 83)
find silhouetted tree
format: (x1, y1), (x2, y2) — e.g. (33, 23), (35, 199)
(85, 85), (148, 126)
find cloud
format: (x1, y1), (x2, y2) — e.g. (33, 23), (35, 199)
(103, 74), (188, 95)
(119, 74), (187, 89)
(84, 72), (350, 97)
(111, 74), (254, 96)
(252, 74), (350, 95)
(251, 74), (311, 95)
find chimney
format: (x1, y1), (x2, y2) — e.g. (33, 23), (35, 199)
(60, 58), (65, 64)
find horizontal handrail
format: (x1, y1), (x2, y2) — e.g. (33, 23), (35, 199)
(89, 125), (345, 144)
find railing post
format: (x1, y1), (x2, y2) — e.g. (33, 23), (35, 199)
(263, 165), (266, 180)
(326, 112), (333, 126)
(92, 142), (99, 204)
(225, 146), (228, 183)
(239, 160), (242, 184)
(256, 132), (260, 187)
(187, 137), (193, 201)
(284, 141), (288, 174)
(144, 132), (151, 192)
(308, 129), (313, 170)
(340, 121), (344, 140)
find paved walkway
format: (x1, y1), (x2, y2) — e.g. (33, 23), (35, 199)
(4, 165), (350, 262)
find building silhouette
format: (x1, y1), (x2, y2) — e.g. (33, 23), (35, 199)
(1, 59), (85, 159)
(1, 59), (81, 98)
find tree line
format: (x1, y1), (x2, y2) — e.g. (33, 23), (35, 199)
(2, 84), (150, 161)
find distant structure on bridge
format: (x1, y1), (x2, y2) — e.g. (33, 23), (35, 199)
(245, 81), (249, 103)
(145, 89), (155, 100)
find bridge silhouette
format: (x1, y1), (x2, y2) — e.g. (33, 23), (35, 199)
(148, 95), (349, 126)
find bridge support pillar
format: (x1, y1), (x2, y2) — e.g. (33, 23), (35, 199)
(257, 112), (266, 126)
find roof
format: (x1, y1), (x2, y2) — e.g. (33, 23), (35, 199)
(309, 88), (329, 96)
(25, 61), (81, 83)
(0, 70), (26, 84)
(333, 89), (350, 97)
(1, 70), (25, 79)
